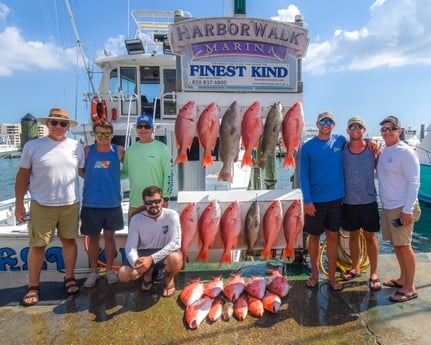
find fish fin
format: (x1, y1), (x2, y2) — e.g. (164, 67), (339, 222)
(281, 248), (294, 259)
(218, 170), (233, 182)
(175, 150), (188, 165)
(219, 250), (232, 264)
(283, 155), (295, 168)
(241, 153), (253, 168)
(259, 248), (270, 260)
(196, 249), (208, 262)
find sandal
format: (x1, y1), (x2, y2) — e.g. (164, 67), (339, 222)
(341, 270), (361, 281)
(64, 277), (80, 295)
(382, 279), (403, 288)
(162, 284), (176, 297)
(389, 290), (418, 303)
(305, 277), (319, 288)
(327, 279), (343, 292)
(368, 278), (382, 292)
(22, 286), (40, 307)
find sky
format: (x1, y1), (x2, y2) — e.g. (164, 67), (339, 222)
(1, 0), (431, 137)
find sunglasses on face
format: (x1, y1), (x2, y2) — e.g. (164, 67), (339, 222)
(49, 120), (68, 128)
(348, 124), (364, 131)
(144, 199), (162, 206)
(319, 119), (334, 126)
(137, 124), (152, 130)
(95, 132), (112, 137)
(380, 126), (399, 133)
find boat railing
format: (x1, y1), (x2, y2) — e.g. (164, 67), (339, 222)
(416, 145), (431, 164)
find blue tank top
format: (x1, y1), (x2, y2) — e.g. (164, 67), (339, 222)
(82, 144), (122, 208)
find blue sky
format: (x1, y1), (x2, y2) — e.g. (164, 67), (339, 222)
(1, 0), (430, 136)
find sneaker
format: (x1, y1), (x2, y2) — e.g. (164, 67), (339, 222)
(152, 267), (165, 282)
(106, 270), (118, 285)
(83, 272), (99, 288)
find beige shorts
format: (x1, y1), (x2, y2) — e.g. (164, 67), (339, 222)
(28, 200), (80, 247)
(381, 202), (421, 246)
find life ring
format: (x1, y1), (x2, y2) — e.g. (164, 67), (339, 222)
(91, 97), (107, 122)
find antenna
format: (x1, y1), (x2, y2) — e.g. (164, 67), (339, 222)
(64, 0), (96, 94)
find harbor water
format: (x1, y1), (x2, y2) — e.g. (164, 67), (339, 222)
(1, 156), (430, 253)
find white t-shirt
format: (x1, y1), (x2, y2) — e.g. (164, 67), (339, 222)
(19, 136), (85, 206)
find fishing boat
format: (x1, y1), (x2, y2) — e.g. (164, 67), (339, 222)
(0, 135), (20, 159)
(417, 123), (431, 204)
(0, 1), (309, 271)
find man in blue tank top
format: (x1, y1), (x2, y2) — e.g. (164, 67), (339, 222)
(80, 120), (125, 288)
(342, 116), (381, 291)
(299, 111), (345, 291)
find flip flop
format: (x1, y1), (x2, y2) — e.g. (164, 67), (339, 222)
(305, 277), (319, 289)
(389, 290), (418, 303)
(341, 270), (361, 281)
(327, 279), (343, 292)
(22, 286), (40, 307)
(382, 279), (403, 288)
(368, 278), (382, 291)
(162, 285), (176, 297)
(64, 277), (80, 295)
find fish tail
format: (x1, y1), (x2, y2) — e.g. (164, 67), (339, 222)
(241, 153), (253, 168)
(259, 248), (270, 260)
(218, 170), (233, 182)
(219, 250), (232, 264)
(283, 155), (295, 168)
(202, 154), (214, 167)
(175, 150), (188, 165)
(284, 248), (295, 259)
(196, 248), (209, 262)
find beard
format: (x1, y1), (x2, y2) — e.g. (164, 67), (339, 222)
(147, 205), (162, 217)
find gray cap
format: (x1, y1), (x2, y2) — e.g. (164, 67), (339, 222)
(317, 111), (335, 122)
(348, 116), (365, 127)
(379, 115), (400, 127)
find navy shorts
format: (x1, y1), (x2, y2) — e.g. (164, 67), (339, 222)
(304, 199), (343, 236)
(343, 201), (380, 232)
(80, 206), (124, 236)
(123, 249), (164, 270)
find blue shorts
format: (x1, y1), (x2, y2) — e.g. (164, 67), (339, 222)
(304, 199), (343, 236)
(343, 201), (380, 232)
(80, 206), (124, 236)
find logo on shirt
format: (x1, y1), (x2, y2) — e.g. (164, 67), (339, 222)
(94, 160), (111, 168)
(162, 225), (169, 234)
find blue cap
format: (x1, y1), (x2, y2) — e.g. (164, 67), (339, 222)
(136, 114), (154, 126)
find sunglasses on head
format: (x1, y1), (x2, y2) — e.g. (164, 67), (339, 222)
(49, 120), (68, 128)
(144, 199), (162, 206)
(348, 124), (364, 131)
(380, 126), (399, 133)
(319, 119), (334, 126)
(95, 132), (112, 137)
(137, 124), (152, 130)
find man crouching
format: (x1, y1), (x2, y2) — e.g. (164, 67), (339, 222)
(118, 185), (182, 297)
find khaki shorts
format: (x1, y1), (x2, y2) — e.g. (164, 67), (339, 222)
(28, 200), (80, 247)
(381, 202), (421, 246)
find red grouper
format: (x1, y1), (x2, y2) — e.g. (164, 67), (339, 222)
(185, 295), (214, 329)
(174, 100), (197, 165)
(244, 199), (261, 257)
(196, 200), (221, 262)
(256, 102), (283, 168)
(259, 200), (283, 260)
(281, 199), (304, 260)
(218, 101), (241, 182)
(197, 102), (220, 167)
(240, 101), (263, 167)
(281, 101), (304, 168)
(219, 200), (242, 264)
(179, 202), (199, 263)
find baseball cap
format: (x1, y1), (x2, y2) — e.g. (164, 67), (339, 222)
(379, 115), (400, 127)
(347, 116), (365, 127)
(317, 111), (335, 122)
(136, 114), (154, 127)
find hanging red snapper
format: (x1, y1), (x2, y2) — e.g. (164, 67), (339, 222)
(180, 202), (199, 262)
(174, 101), (197, 165)
(185, 296), (214, 329)
(196, 200), (221, 262)
(259, 200), (283, 260)
(219, 200), (242, 264)
(281, 199), (304, 260)
(241, 101), (263, 167)
(197, 102), (220, 167)
(218, 101), (241, 182)
(281, 101), (304, 168)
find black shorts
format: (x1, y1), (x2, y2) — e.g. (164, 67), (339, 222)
(123, 249), (164, 270)
(343, 201), (380, 232)
(80, 206), (124, 236)
(304, 199), (343, 236)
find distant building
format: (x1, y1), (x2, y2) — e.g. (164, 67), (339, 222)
(0, 123), (48, 147)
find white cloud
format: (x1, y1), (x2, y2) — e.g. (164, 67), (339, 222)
(0, 2), (9, 21)
(302, 0), (431, 75)
(271, 5), (301, 22)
